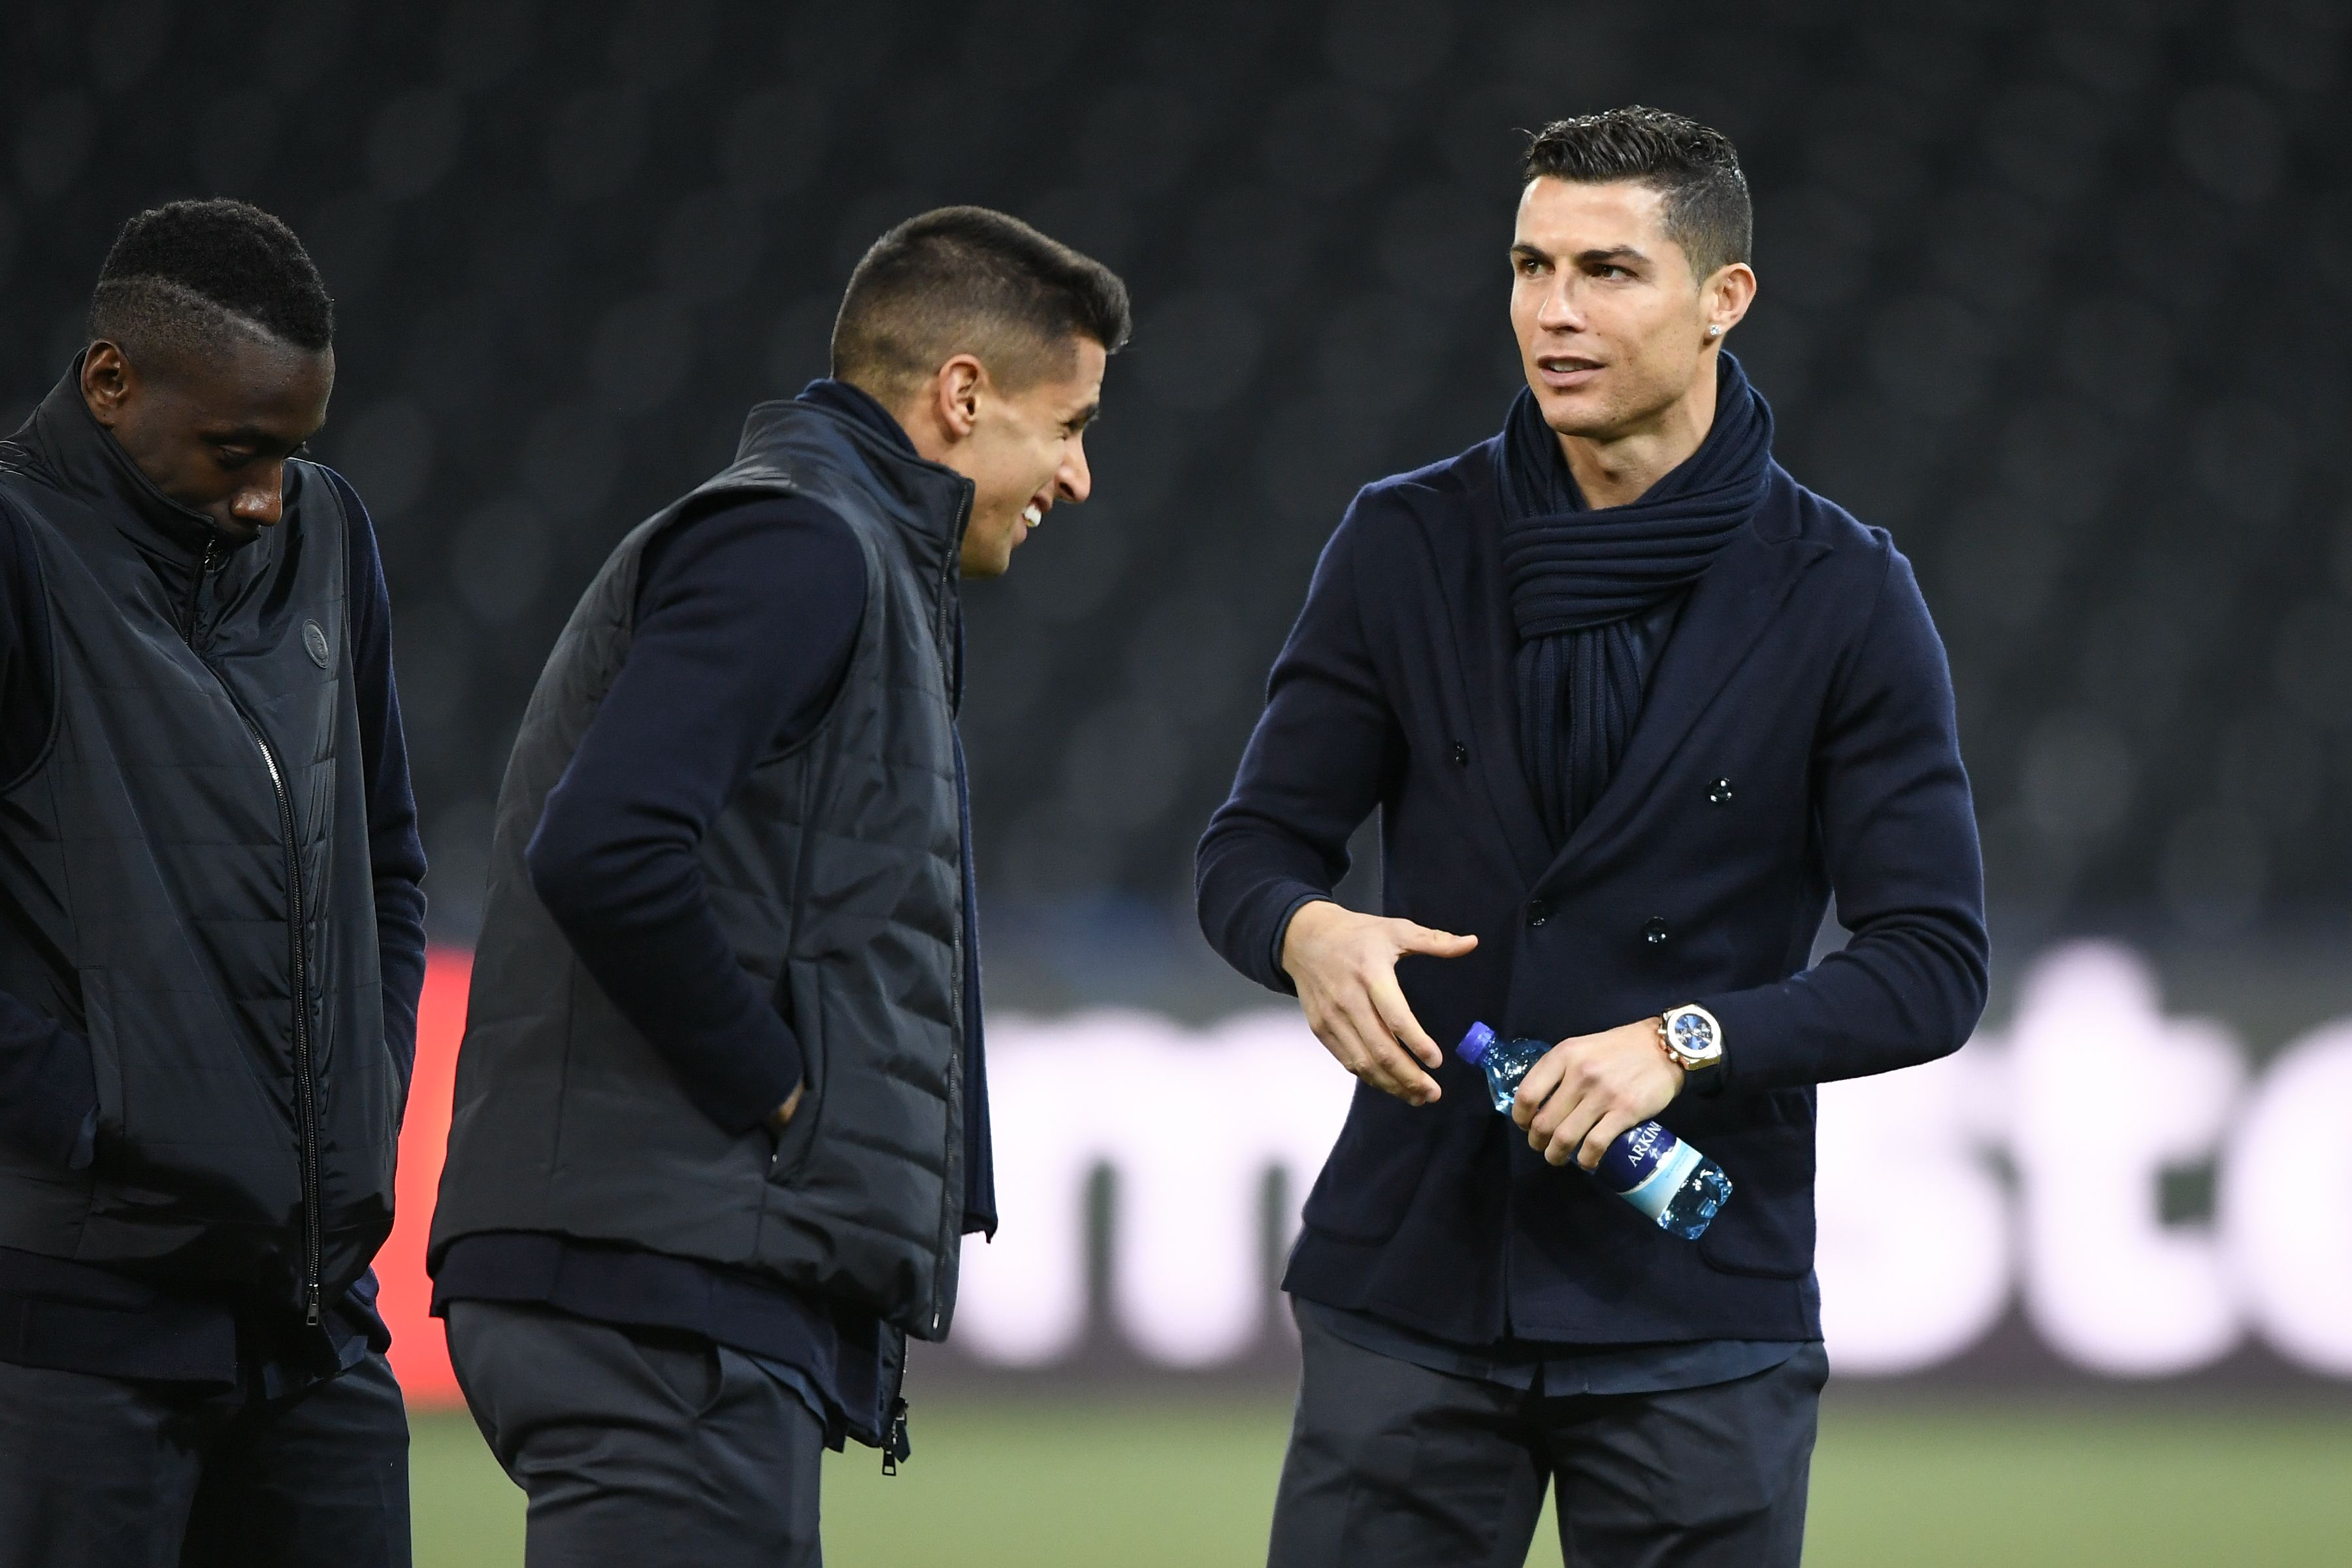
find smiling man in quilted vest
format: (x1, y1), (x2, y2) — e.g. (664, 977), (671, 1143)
(428, 206), (1128, 1567)
(0, 200), (429, 1567)
(1198, 108), (1989, 1567)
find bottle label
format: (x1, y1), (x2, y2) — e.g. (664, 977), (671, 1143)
(1596, 1122), (1705, 1222)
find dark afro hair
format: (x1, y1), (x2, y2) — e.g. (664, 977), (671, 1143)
(88, 199), (335, 371)
(1522, 107), (1752, 280)
(832, 205), (1130, 402)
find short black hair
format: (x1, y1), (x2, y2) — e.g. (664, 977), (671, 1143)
(88, 199), (335, 374)
(1522, 108), (1752, 280)
(832, 206), (1130, 401)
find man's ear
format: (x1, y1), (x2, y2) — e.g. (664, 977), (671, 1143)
(80, 341), (137, 429)
(1703, 263), (1758, 339)
(931, 353), (986, 441)
(893, 353), (994, 467)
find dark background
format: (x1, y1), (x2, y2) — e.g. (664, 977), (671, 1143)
(5, 0), (2348, 1004)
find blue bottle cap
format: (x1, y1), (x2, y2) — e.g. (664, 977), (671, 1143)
(1458, 1021), (1497, 1064)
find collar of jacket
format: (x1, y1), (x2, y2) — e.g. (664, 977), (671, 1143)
(794, 376), (915, 457)
(1440, 448), (1835, 894)
(6, 356), (240, 593)
(732, 395), (975, 584)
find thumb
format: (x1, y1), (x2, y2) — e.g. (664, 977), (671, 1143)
(1396, 923), (1478, 958)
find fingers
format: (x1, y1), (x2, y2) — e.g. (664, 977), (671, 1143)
(1393, 921), (1479, 959)
(1367, 970), (1443, 1070)
(1521, 1042), (1603, 1167)
(1531, 1077), (1667, 1169)
(1305, 1003), (1375, 1082)
(1307, 992), (1437, 1105)
(1576, 1108), (1643, 1173)
(1539, 1092), (1605, 1168)
(1511, 1043), (1569, 1130)
(1341, 989), (1439, 1103)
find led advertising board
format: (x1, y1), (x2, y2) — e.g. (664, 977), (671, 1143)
(378, 941), (2352, 1403)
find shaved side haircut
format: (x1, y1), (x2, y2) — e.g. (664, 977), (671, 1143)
(88, 198), (335, 378)
(1524, 106), (1752, 281)
(832, 205), (1131, 404)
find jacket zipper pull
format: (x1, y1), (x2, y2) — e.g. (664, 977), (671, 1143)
(305, 1282), (322, 1328)
(881, 1396), (911, 1476)
(182, 534), (219, 642)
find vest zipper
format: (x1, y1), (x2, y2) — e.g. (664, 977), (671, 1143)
(179, 531), (327, 1328)
(877, 487), (972, 1467)
(933, 489), (970, 1341)
(246, 715), (324, 1327)
(936, 502), (964, 701)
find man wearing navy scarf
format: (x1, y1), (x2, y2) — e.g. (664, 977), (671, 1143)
(1198, 108), (1988, 1566)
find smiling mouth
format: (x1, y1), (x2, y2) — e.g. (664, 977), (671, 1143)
(1535, 355), (1604, 385)
(1021, 502), (1044, 528)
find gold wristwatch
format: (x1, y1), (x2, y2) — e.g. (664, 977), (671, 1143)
(1656, 1004), (1725, 1074)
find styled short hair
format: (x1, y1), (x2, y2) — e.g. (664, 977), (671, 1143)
(1522, 108), (1752, 280)
(88, 199), (335, 374)
(832, 206), (1130, 401)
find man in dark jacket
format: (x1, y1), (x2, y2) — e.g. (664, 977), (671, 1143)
(1198, 109), (1989, 1567)
(428, 206), (1127, 1565)
(0, 201), (427, 1567)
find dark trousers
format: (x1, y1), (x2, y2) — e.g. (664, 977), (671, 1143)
(445, 1300), (826, 1568)
(1269, 1302), (1826, 1568)
(0, 1349), (409, 1568)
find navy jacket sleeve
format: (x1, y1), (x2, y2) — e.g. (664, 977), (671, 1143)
(0, 501), (96, 1169)
(1698, 547), (1989, 1092)
(1196, 507), (1405, 994)
(525, 497), (866, 1135)
(320, 468), (430, 1109)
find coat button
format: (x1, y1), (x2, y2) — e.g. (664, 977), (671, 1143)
(1643, 916), (1671, 945)
(1708, 777), (1733, 805)
(1452, 742), (1470, 766)
(1526, 899), (1550, 927)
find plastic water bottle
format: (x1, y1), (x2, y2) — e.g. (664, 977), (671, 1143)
(1457, 1021), (1733, 1241)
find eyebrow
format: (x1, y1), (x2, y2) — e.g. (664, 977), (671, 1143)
(1511, 242), (1653, 269)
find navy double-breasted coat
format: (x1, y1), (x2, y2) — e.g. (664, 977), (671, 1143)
(1197, 433), (1989, 1345)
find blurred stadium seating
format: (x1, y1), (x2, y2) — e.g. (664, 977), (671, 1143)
(9, 0), (2349, 948)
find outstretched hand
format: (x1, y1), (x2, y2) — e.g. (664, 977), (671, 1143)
(1511, 1019), (1682, 1169)
(1281, 900), (1477, 1105)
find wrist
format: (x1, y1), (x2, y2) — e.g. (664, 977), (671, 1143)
(1277, 896), (1341, 974)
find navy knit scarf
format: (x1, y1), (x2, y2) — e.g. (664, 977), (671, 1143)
(1495, 351), (1774, 847)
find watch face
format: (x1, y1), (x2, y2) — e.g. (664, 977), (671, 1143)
(1668, 1008), (1720, 1060)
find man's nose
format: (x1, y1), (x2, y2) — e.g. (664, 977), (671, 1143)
(1535, 281), (1583, 330)
(1059, 442), (1092, 505)
(229, 463), (286, 529)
